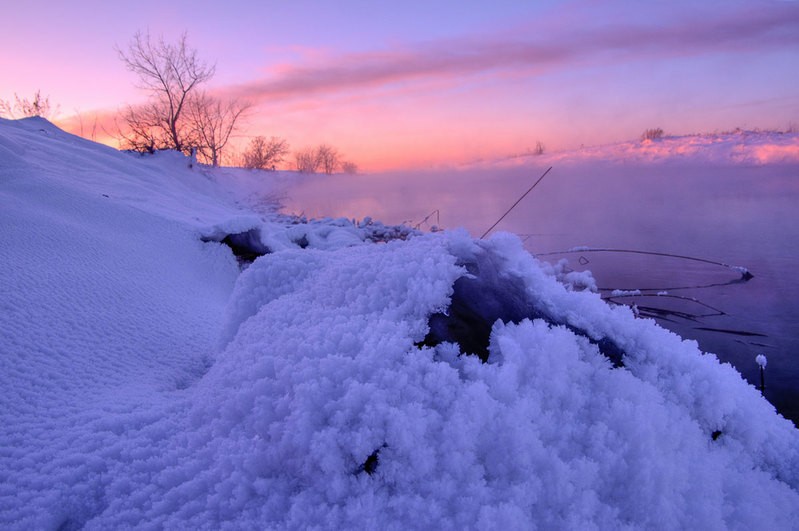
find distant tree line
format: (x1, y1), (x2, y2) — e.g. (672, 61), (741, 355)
(294, 145), (324, 174)
(239, 136), (357, 174)
(641, 128), (665, 141)
(293, 144), (357, 174)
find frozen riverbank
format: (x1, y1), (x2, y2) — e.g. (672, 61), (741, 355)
(2, 118), (798, 529)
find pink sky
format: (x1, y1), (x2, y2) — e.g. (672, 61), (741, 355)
(2, 0), (798, 170)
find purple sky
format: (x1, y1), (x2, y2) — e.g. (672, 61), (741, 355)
(2, 0), (798, 169)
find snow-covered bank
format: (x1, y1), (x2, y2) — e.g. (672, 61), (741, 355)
(2, 118), (799, 529)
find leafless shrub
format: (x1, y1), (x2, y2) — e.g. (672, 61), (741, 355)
(117, 101), (167, 153)
(293, 144), (352, 174)
(241, 136), (290, 170)
(341, 161), (358, 174)
(641, 128), (665, 141)
(294, 146), (321, 173)
(187, 92), (250, 166)
(0, 90), (56, 119)
(316, 144), (341, 174)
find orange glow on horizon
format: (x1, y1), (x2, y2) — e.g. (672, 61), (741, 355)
(34, 0), (797, 173)
(53, 98), (562, 172)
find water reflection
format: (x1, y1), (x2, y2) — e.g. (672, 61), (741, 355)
(279, 161), (799, 425)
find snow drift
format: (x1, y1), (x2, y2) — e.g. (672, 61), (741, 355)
(2, 118), (799, 529)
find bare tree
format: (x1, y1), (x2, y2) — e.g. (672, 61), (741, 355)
(117, 100), (168, 153)
(241, 136), (290, 170)
(294, 144), (350, 174)
(187, 92), (250, 166)
(0, 90), (55, 119)
(341, 161), (358, 174)
(117, 31), (214, 153)
(317, 144), (341, 175)
(295, 146), (321, 173)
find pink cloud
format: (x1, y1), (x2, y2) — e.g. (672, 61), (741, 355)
(226, 4), (799, 103)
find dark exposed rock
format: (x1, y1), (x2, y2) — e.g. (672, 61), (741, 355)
(424, 272), (540, 362)
(202, 228), (270, 266)
(356, 444), (387, 476)
(422, 248), (626, 367)
(293, 235), (309, 249)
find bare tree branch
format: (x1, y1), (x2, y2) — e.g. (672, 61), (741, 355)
(316, 144), (341, 175)
(187, 92), (251, 166)
(117, 31), (215, 153)
(295, 146), (321, 173)
(241, 136), (290, 170)
(341, 161), (358, 174)
(294, 144), (348, 174)
(117, 102), (167, 153)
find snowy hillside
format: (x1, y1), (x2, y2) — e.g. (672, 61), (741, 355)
(2, 117), (799, 529)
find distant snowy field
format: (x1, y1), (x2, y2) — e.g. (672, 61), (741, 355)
(485, 128), (799, 168)
(2, 117), (799, 529)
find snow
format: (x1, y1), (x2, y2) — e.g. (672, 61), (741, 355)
(2, 117), (799, 529)
(540, 258), (598, 293)
(610, 289), (642, 297)
(757, 355), (768, 369)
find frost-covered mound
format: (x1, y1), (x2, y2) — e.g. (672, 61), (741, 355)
(181, 231), (799, 530)
(2, 118), (799, 529)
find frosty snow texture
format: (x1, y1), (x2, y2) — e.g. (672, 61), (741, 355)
(2, 117), (799, 529)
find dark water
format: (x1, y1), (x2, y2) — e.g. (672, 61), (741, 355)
(280, 161), (799, 425)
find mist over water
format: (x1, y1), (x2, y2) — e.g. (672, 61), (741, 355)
(280, 161), (799, 424)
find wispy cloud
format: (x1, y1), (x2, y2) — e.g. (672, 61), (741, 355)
(226, 4), (799, 103)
